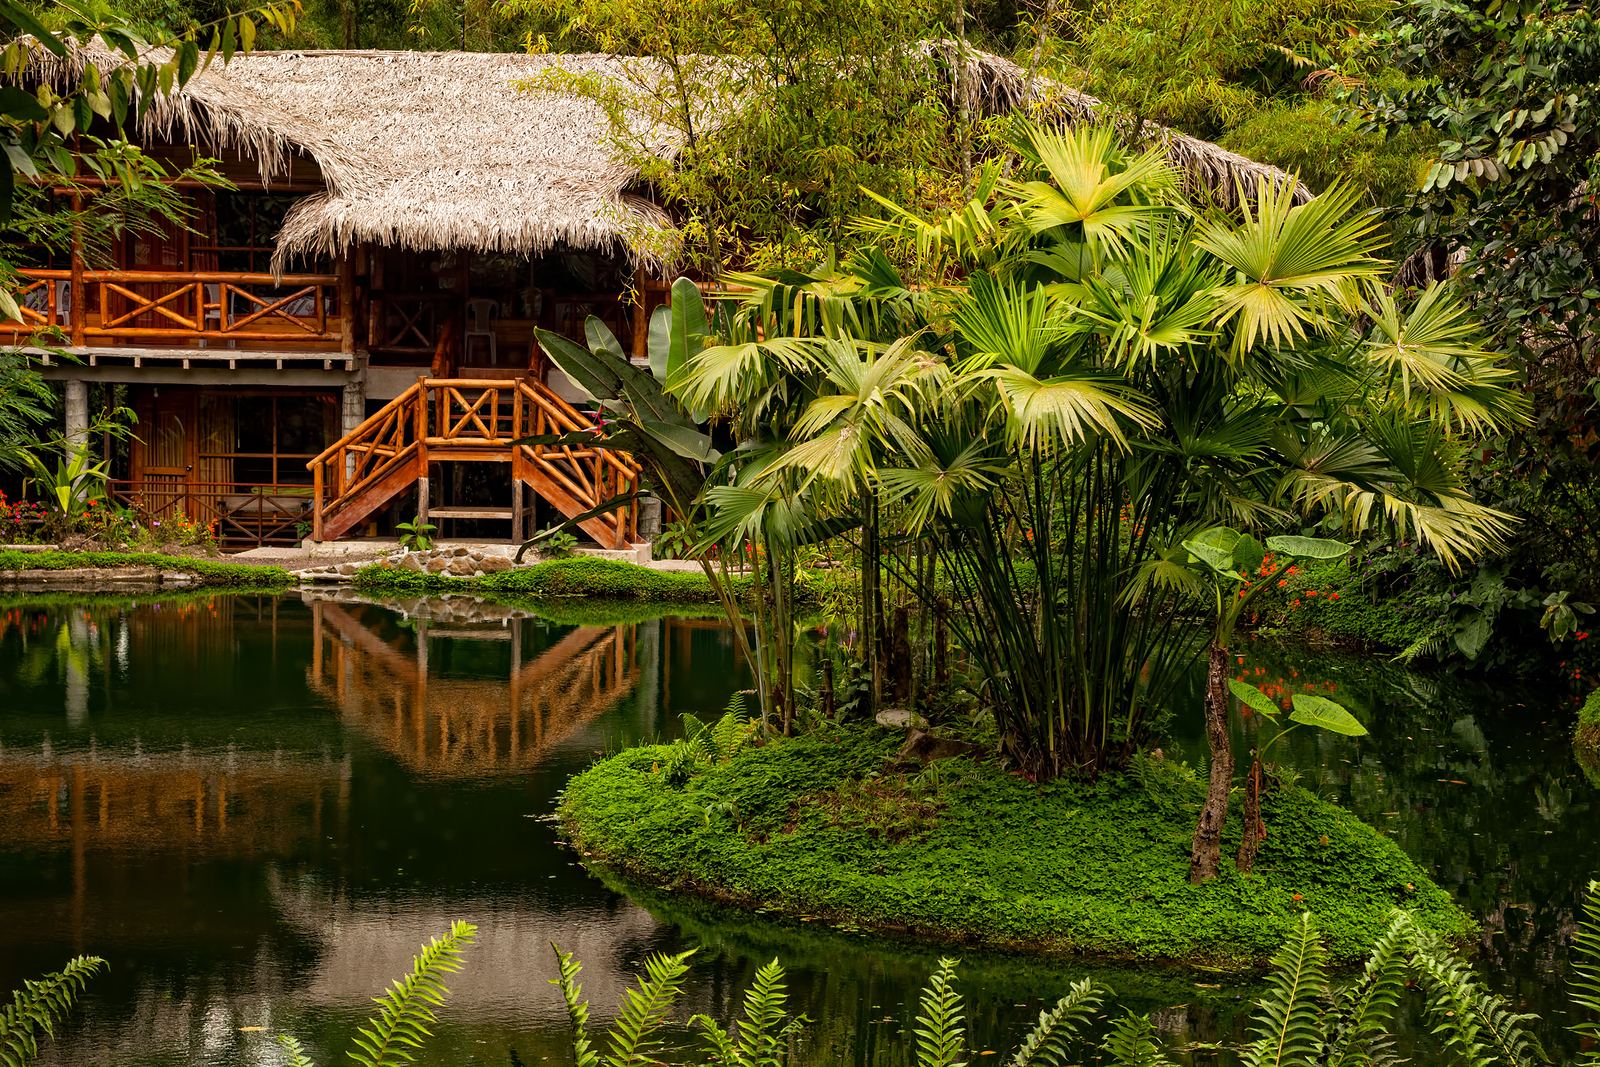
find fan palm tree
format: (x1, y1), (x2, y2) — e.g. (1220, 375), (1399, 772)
(672, 121), (1526, 877)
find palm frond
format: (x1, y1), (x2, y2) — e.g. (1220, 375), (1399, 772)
(914, 958), (967, 1067)
(1196, 179), (1387, 357)
(1242, 913), (1328, 1067)
(1010, 124), (1182, 257)
(1008, 980), (1103, 1067)
(1362, 283), (1528, 434)
(0, 956), (105, 1067)
(347, 921), (476, 1067)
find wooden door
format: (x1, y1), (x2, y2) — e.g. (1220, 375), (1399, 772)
(136, 391), (196, 525)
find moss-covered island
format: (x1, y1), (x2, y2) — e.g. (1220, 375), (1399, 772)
(561, 730), (1471, 967)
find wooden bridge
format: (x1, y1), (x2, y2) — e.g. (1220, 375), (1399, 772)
(307, 376), (642, 545)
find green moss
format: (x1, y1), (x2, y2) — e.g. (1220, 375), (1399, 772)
(0, 550), (292, 588)
(561, 731), (1472, 968)
(353, 556), (855, 606)
(1581, 688), (1600, 731)
(1579, 690), (1600, 773)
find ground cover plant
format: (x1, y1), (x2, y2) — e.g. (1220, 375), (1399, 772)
(0, 549), (292, 587)
(559, 729), (1470, 966)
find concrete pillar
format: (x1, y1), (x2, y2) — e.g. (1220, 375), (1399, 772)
(64, 379), (89, 456)
(341, 378), (366, 483)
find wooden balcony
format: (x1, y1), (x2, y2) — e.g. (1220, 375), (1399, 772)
(3, 268), (352, 359)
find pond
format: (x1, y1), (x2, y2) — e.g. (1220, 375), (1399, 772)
(1, 592), (1595, 1067)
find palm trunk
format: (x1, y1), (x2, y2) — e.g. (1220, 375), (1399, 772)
(1187, 639), (1232, 883)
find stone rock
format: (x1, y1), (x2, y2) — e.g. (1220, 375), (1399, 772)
(59, 533), (103, 553)
(894, 729), (983, 766)
(160, 571), (198, 587)
(874, 708), (924, 730)
(338, 563), (360, 575)
(398, 553), (424, 572)
(452, 547), (471, 557)
(469, 551), (484, 561)
(478, 555), (512, 573)
(447, 558), (477, 576)
(426, 557), (451, 573)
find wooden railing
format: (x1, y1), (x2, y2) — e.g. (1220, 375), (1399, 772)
(4, 268), (342, 345)
(106, 480), (312, 548)
(306, 377), (641, 546)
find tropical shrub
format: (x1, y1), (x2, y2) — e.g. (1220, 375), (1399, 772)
(675, 123), (1526, 795)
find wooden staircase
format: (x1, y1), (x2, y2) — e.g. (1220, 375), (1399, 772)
(307, 377), (642, 547)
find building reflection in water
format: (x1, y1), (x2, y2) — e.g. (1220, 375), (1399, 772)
(0, 593), (762, 1067)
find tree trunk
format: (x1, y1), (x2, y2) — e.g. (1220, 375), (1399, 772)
(1236, 755), (1263, 873)
(1188, 640), (1233, 883)
(891, 605), (911, 703)
(934, 598), (949, 684)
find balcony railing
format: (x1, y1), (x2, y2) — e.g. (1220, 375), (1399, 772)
(4, 268), (343, 347)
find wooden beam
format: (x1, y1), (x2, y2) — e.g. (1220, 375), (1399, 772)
(338, 253), (356, 356)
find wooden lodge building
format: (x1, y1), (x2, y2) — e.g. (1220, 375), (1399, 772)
(3, 44), (1304, 549)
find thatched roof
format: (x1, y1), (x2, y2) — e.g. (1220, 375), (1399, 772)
(15, 42), (1309, 273)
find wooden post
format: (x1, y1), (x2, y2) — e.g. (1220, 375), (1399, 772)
(338, 253), (356, 356)
(69, 196), (86, 347)
(313, 462), (325, 542)
(511, 478), (523, 543)
(415, 378), (430, 525)
(631, 266), (648, 360)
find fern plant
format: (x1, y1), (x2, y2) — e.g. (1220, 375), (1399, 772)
(692, 957), (809, 1067)
(276, 921), (477, 1067)
(0, 955), (105, 1067)
(915, 959), (968, 1067)
(550, 943), (695, 1067)
(1574, 880), (1600, 1067)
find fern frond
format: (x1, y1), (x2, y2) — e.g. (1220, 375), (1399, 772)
(1099, 1014), (1174, 1067)
(735, 958), (789, 1067)
(1242, 914), (1329, 1067)
(346, 921), (476, 1067)
(1323, 912), (1414, 1066)
(1410, 927), (1546, 1067)
(604, 950), (694, 1067)
(277, 1034), (317, 1067)
(1008, 979), (1102, 1067)
(0, 956), (105, 1067)
(690, 1014), (737, 1067)
(1573, 880), (1600, 1064)
(914, 958), (967, 1067)
(550, 943), (600, 1067)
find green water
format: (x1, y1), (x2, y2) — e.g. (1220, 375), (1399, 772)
(0, 594), (1595, 1066)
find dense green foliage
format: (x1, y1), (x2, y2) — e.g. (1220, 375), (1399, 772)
(561, 730), (1470, 965)
(0, 549), (291, 586)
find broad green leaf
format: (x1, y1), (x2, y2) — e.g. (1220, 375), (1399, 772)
(1265, 535), (1352, 561)
(0, 0), (66, 54)
(1181, 537), (1242, 580)
(1289, 694), (1368, 736)
(637, 419), (718, 463)
(647, 304), (671, 381)
(1229, 680), (1279, 719)
(0, 85), (48, 123)
(1233, 533), (1266, 575)
(1454, 612), (1490, 658)
(668, 276), (707, 382)
(585, 314), (627, 366)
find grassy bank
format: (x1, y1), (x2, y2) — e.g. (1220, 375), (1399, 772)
(353, 556), (853, 605)
(561, 730), (1471, 967)
(0, 550), (292, 588)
